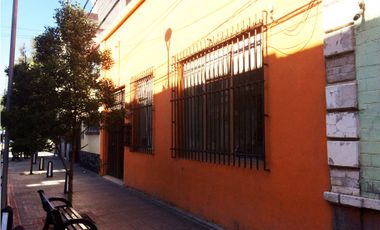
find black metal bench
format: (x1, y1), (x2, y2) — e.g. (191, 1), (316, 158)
(37, 190), (97, 230)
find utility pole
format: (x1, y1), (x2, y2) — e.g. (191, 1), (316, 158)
(1, 0), (18, 209)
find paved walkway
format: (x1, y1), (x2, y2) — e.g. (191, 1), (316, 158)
(8, 153), (213, 230)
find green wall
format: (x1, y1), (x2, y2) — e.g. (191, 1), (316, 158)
(357, 0), (380, 199)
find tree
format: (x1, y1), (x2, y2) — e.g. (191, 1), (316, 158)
(1, 50), (55, 173)
(33, 0), (115, 202)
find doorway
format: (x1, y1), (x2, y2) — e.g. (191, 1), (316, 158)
(107, 123), (124, 179)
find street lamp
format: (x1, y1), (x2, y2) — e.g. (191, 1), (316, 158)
(1, 0), (18, 209)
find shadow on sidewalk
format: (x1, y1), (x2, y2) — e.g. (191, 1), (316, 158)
(8, 154), (215, 230)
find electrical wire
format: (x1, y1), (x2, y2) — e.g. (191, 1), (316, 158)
(201, 0), (258, 40)
(173, 0), (238, 32)
(105, 0), (257, 56)
(83, 0), (90, 10)
(1, 26), (44, 32)
(120, 0), (183, 57)
(121, 0), (258, 59)
(114, 0), (261, 95)
(281, 0), (315, 35)
(0, 34), (38, 39)
(89, 0), (98, 14)
(268, 1), (320, 55)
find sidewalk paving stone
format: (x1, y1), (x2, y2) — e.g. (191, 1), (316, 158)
(7, 154), (215, 230)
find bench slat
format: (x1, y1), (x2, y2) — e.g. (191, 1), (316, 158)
(64, 207), (90, 230)
(60, 208), (83, 230)
(59, 207), (81, 219)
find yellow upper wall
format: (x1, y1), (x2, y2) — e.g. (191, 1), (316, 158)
(100, 0), (323, 99)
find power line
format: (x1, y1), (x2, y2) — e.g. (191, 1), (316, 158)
(174, 0), (238, 32)
(1, 26), (43, 32)
(89, 0), (98, 14)
(117, 0), (252, 52)
(268, 0), (320, 55)
(1, 34), (38, 39)
(121, 0), (183, 57)
(124, 0), (257, 58)
(281, 0), (316, 36)
(201, 0), (257, 40)
(83, 0), (90, 10)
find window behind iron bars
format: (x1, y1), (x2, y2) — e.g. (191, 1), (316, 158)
(107, 88), (125, 134)
(172, 26), (265, 169)
(114, 89), (125, 110)
(131, 75), (153, 154)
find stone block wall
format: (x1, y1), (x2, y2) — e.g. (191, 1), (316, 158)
(79, 151), (100, 173)
(324, 0), (360, 196)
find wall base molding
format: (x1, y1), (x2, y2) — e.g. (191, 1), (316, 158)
(324, 191), (380, 211)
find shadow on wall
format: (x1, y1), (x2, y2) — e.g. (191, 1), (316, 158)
(123, 41), (333, 230)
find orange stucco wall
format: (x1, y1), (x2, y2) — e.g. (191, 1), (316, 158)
(100, 0), (331, 229)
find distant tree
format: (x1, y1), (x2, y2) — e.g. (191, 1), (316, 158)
(1, 52), (54, 173)
(33, 0), (115, 202)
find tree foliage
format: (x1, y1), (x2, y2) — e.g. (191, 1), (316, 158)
(34, 1), (115, 135)
(33, 0), (116, 200)
(2, 56), (55, 158)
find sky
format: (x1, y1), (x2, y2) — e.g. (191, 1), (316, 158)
(0, 0), (88, 95)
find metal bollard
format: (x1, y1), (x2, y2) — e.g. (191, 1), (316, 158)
(39, 157), (45, 170)
(64, 171), (69, 193)
(46, 161), (53, 178)
(32, 153), (37, 164)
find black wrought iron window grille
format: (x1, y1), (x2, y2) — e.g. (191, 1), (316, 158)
(171, 24), (266, 169)
(131, 75), (153, 154)
(113, 88), (125, 110)
(107, 87), (126, 137)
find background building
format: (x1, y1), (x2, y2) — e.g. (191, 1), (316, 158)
(79, 0), (132, 173)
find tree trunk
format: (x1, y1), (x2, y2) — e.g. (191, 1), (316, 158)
(29, 153), (33, 175)
(68, 140), (75, 203)
(68, 123), (80, 203)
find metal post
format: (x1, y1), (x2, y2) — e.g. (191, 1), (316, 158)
(1, 0), (18, 209)
(46, 161), (53, 178)
(64, 171), (69, 193)
(38, 157), (45, 170)
(32, 153), (37, 164)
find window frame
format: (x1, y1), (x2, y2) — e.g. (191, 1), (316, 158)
(171, 23), (266, 169)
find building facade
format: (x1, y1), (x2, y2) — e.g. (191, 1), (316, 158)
(91, 0), (335, 229)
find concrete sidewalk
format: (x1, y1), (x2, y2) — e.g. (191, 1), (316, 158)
(8, 153), (214, 230)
